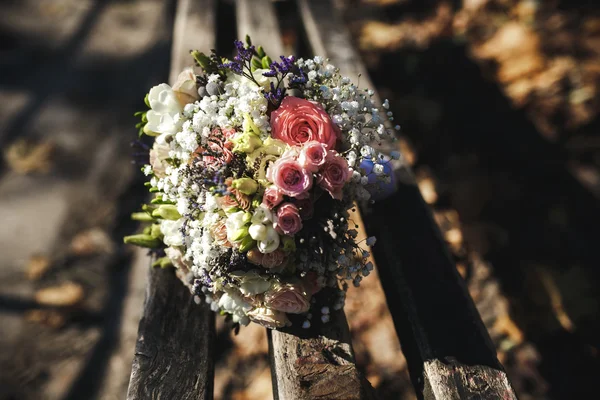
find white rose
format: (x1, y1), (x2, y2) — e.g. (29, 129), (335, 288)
(145, 83), (183, 135)
(160, 218), (184, 246)
(257, 226), (280, 254)
(225, 211), (248, 240)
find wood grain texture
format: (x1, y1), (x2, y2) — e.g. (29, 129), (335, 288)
(299, 1), (518, 399)
(128, 1), (216, 399)
(236, 0), (285, 58)
(169, 0), (216, 84)
(127, 267), (215, 400)
(268, 305), (377, 400)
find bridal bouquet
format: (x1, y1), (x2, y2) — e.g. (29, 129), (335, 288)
(125, 37), (399, 329)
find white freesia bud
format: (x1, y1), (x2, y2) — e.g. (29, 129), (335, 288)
(249, 223), (268, 241)
(257, 226), (280, 254)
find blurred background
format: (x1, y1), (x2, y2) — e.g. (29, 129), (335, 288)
(1, 0), (599, 399)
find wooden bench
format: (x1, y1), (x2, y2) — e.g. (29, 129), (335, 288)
(127, 1), (518, 399)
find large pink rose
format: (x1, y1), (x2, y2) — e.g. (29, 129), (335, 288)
(298, 141), (328, 172)
(270, 96), (339, 150)
(262, 186), (283, 209)
(267, 157), (312, 198)
(275, 203), (303, 235)
(317, 151), (351, 200)
(265, 283), (311, 314)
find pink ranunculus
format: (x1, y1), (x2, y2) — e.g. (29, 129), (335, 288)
(317, 151), (351, 200)
(270, 96), (339, 150)
(275, 203), (303, 235)
(265, 283), (311, 314)
(211, 221), (232, 248)
(262, 249), (286, 269)
(293, 197), (314, 220)
(301, 271), (322, 296)
(262, 186), (284, 209)
(299, 141), (328, 172)
(267, 157), (313, 198)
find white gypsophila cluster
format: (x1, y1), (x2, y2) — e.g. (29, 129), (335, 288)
(295, 57), (400, 207)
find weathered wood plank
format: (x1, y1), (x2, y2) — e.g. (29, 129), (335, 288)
(236, 0), (285, 58)
(169, 0), (216, 84)
(299, 1), (518, 399)
(268, 306), (377, 400)
(127, 0), (217, 398)
(236, 3), (374, 398)
(127, 267), (215, 400)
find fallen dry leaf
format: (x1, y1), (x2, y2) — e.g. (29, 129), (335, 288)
(25, 309), (67, 329)
(4, 138), (54, 174)
(70, 228), (115, 256)
(25, 254), (51, 281)
(35, 282), (84, 307)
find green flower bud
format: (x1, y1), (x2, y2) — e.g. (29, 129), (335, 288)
(152, 205), (181, 220)
(262, 56), (272, 69)
(231, 226), (249, 242)
(232, 178), (258, 195)
(243, 212), (252, 224)
(152, 256), (173, 269)
(252, 198), (262, 209)
(232, 132), (262, 154)
(123, 234), (162, 248)
(150, 224), (163, 239)
(251, 57), (262, 72)
(256, 46), (266, 58)
(238, 235), (257, 252)
(282, 236), (296, 252)
(131, 212), (154, 222)
(243, 113), (261, 137)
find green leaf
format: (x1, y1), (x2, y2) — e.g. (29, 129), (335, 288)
(256, 46), (266, 59)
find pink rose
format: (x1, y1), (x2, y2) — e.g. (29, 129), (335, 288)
(317, 151), (350, 200)
(262, 249), (286, 269)
(265, 283), (311, 314)
(294, 198), (313, 220)
(262, 186), (284, 209)
(275, 203), (303, 235)
(270, 96), (339, 150)
(267, 157), (312, 198)
(299, 141), (328, 172)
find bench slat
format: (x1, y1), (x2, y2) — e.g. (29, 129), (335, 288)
(236, 0), (285, 58)
(128, 1), (216, 399)
(127, 267), (215, 400)
(235, 2), (375, 399)
(298, 1), (518, 399)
